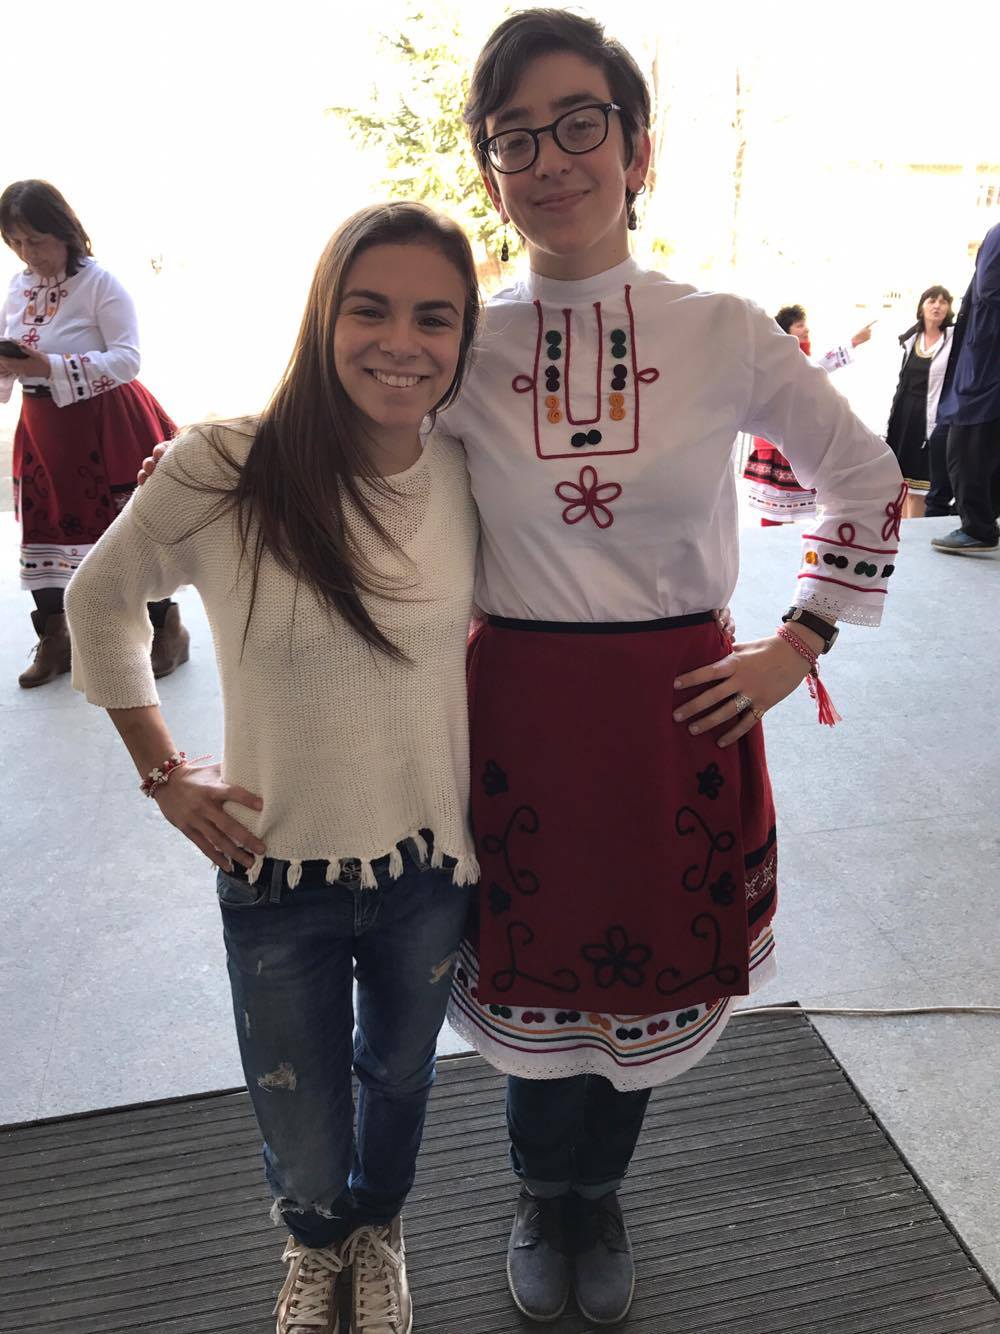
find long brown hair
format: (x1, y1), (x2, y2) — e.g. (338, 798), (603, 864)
(194, 203), (479, 660)
(0, 180), (93, 277)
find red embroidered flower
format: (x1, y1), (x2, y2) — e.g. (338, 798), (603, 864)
(555, 465), (622, 528)
(21, 329), (40, 349)
(91, 375), (115, 394)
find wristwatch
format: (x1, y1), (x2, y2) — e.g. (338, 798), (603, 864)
(781, 607), (839, 653)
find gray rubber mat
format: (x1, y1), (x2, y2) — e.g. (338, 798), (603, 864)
(3, 1011), (998, 1333)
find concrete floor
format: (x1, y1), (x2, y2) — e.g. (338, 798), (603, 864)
(1, 506), (998, 1289)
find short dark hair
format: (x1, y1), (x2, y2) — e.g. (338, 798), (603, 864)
(0, 180), (93, 277)
(775, 305), (807, 334)
(465, 9), (651, 212)
(915, 284), (953, 331)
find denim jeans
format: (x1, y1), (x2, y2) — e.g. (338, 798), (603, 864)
(217, 838), (472, 1247)
(506, 1074), (652, 1200)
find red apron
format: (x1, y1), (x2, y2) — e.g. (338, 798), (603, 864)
(467, 613), (777, 1015)
(14, 380), (175, 549)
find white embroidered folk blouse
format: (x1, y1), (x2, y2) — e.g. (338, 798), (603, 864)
(65, 422), (480, 887)
(0, 259), (140, 408)
(443, 257), (904, 628)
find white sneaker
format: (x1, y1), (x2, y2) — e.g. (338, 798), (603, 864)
(274, 1235), (345, 1333)
(344, 1217), (413, 1334)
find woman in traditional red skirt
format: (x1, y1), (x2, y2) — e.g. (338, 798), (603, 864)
(441, 12), (905, 1326)
(743, 304), (876, 526)
(0, 180), (185, 687)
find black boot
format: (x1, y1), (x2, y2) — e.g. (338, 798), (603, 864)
(19, 610), (71, 688)
(507, 1188), (573, 1322)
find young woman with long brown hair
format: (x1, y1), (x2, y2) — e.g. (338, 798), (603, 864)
(66, 202), (481, 1334)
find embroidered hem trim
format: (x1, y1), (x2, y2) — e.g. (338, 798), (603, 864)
(446, 928), (777, 1092)
(19, 542), (94, 590)
(795, 591), (883, 628)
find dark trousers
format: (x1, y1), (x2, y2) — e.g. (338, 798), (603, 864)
(924, 424), (954, 517)
(946, 418), (1000, 542)
(506, 1074), (652, 1198)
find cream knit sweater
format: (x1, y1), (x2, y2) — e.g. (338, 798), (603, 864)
(66, 420), (480, 887)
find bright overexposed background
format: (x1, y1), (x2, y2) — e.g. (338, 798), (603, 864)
(2, 0), (998, 434)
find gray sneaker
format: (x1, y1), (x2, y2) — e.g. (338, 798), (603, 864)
(507, 1188), (573, 1322)
(571, 1192), (635, 1325)
(274, 1235), (345, 1333)
(344, 1217), (413, 1334)
(931, 528), (999, 555)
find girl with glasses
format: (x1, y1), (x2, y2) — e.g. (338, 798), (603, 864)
(441, 9), (904, 1325)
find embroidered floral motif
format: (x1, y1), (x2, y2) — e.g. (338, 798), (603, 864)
(709, 871), (736, 906)
(91, 375), (115, 394)
(581, 926), (652, 989)
(482, 759), (508, 797)
(555, 465), (622, 528)
(696, 762), (725, 801)
(488, 883), (512, 916)
(21, 329), (40, 349)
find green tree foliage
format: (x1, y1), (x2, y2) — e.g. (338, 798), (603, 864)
(328, 7), (513, 281)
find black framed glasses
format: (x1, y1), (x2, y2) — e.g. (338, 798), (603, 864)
(479, 103), (622, 175)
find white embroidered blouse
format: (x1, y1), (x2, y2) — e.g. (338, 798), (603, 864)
(443, 257), (904, 628)
(0, 259), (140, 408)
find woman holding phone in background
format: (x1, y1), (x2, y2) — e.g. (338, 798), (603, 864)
(0, 179), (186, 688)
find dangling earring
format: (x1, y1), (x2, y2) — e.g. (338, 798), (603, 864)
(628, 182), (646, 232)
(500, 226), (510, 263)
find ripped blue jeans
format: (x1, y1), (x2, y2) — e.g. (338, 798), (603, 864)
(217, 837), (472, 1247)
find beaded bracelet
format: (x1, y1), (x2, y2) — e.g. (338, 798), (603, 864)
(140, 751), (188, 798)
(776, 627), (842, 727)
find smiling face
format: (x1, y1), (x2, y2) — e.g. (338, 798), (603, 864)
(3, 223), (69, 278)
(482, 50), (650, 281)
(333, 243), (468, 456)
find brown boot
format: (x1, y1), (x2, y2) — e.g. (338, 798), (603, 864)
(150, 603), (190, 679)
(19, 610), (72, 688)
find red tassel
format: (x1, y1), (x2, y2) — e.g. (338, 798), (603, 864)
(806, 667), (842, 726)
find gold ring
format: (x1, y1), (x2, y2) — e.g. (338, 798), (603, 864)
(733, 693), (754, 714)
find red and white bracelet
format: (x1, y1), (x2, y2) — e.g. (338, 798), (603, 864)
(140, 751), (188, 798)
(776, 627), (842, 727)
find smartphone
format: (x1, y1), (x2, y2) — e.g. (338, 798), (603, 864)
(0, 339), (29, 359)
